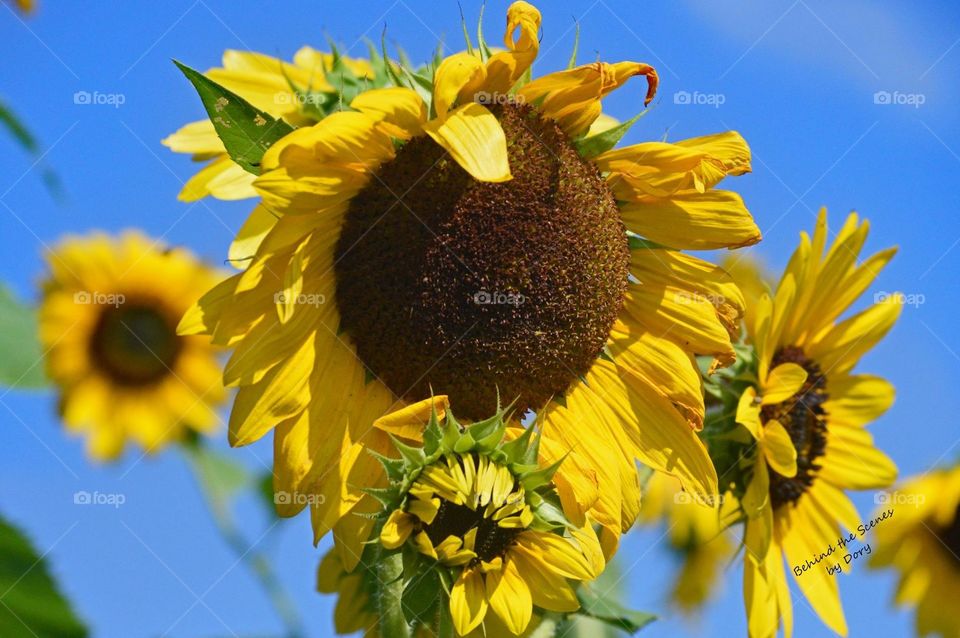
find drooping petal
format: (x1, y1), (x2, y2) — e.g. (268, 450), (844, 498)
(423, 102), (512, 182)
(761, 363), (808, 405)
(450, 567), (488, 635)
(762, 420), (798, 478)
(483, 1), (542, 93)
(485, 557), (532, 634)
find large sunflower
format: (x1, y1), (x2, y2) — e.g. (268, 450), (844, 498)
(39, 231), (225, 460)
(163, 47), (377, 202)
(180, 1), (759, 558)
(728, 209), (901, 637)
(869, 466), (960, 638)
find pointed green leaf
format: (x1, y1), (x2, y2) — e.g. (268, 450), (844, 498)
(0, 514), (88, 638)
(575, 581), (656, 634)
(573, 110), (648, 158)
(173, 60), (295, 175)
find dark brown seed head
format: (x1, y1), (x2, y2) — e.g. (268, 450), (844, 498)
(90, 302), (182, 386)
(334, 102), (628, 418)
(761, 346), (829, 509)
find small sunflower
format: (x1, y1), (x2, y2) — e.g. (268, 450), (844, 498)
(719, 209), (901, 637)
(636, 472), (734, 612)
(180, 1), (759, 556)
(373, 402), (603, 636)
(317, 547), (379, 637)
(39, 231), (225, 460)
(163, 47), (378, 202)
(869, 467), (960, 638)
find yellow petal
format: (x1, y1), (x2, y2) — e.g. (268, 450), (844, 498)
(619, 189), (761, 250)
(823, 374), (895, 428)
(806, 297), (902, 374)
(423, 102), (512, 183)
(450, 567), (488, 635)
(373, 396), (449, 441)
(743, 546), (778, 638)
(509, 547), (579, 612)
(518, 61), (658, 137)
(485, 557), (532, 634)
(818, 424), (898, 490)
(380, 510), (414, 549)
(736, 387), (762, 439)
(350, 87), (427, 139)
(483, 1), (542, 93)
(433, 53), (488, 119)
(762, 420), (797, 478)
(229, 204), (277, 267)
(761, 363), (808, 405)
(742, 455), (770, 519)
(162, 119), (223, 154)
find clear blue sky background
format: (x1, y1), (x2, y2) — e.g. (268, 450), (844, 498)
(2, 1), (959, 636)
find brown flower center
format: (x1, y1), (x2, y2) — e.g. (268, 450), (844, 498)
(935, 503), (960, 566)
(90, 302), (182, 386)
(761, 346), (828, 508)
(334, 102), (628, 418)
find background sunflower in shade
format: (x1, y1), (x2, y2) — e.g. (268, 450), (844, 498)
(178, 0), (760, 559)
(636, 472), (735, 613)
(869, 466), (960, 638)
(713, 209), (901, 637)
(163, 47), (379, 202)
(38, 231), (225, 460)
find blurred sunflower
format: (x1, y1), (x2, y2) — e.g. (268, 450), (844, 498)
(39, 232), (225, 460)
(317, 548), (379, 637)
(870, 467), (960, 638)
(6, 0), (34, 14)
(180, 0), (759, 555)
(163, 47), (377, 202)
(729, 209), (901, 637)
(636, 472), (734, 612)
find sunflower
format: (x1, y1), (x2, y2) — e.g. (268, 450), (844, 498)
(636, 472), (734, 612)
(869, 467), (960, 638)
(725, 209), (901, 637)
(39, 231), (225, 460)
(317, 547), (379, 637)
(179, 1), (759, 557)
(163, 47), (377, 202)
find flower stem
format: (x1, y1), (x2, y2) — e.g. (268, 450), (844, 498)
(376, 546), (411, 638)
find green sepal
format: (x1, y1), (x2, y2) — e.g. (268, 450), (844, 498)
(369, 449), (408, 482)
(573, 110), (648, 158)
(627, 235), (670, 251)
(520, 455), (565, 491)
(390, 434), (427, 466)
(477, 3), (492, 61)
(173, 60), (295, 175)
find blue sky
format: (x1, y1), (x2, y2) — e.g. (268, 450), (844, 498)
(2, 1), (959, 636)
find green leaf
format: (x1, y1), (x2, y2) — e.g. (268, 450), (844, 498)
(575, 583), (656, 634)
(0, 514), (88, 638)
(0, 285), (48, 389)
(173, 61), (295, 175)
(184, 444), (252, 516)
(573, 111), (648, 158)
(401, 568), (440, 626)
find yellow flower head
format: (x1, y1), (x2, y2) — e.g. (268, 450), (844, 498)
(727, 209), (901, 638)
(163, 46), (377, 202)
(869, 466), (960, 638)
(179, 1), (760, 554)
(39, 231), (226, 460)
